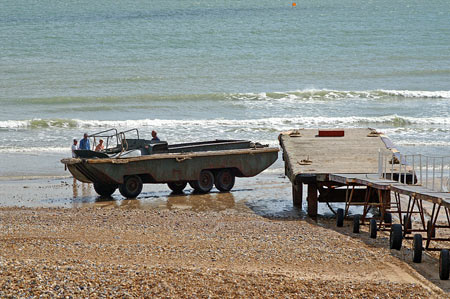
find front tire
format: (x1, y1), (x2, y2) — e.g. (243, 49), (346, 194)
(119, 175), (143, 198)
(168, 182), (187, 193)
(440, 249), (450, 280)
(390, 224), (403, 250)
(214, 169), (235, 192)
(191, 170), (214, 193)
(93, 183), (117, 197)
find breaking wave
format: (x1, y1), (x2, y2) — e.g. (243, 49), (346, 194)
(1, 114), (449, 130)
(3, 89), (450, 105)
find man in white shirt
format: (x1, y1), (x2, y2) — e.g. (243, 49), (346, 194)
(71, 139), (78, 158)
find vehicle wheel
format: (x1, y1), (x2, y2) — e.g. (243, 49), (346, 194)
(384, 212), (392, 224)
(403, 215), (412, 234)
(427, 220), (436, 238)
(191, 170), (214, 193)
(369, 219), (377, 239)
(440, 249), (450, 280)
(336, 208), (344, 227)
(390, 224), (403, 250)
(167, 181), (187, 193)
(93, 183), (117, 197)
(353, 215), (360, 233)
(214, 169), (235, 192)
(412, 234), (423, 263)
(119, 175), (143, 198)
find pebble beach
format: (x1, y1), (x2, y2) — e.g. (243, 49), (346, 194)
(0, 201), (447, 297)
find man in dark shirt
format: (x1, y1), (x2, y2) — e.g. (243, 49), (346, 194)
(79, 133), (91, 150)
(151, 130), (160, 142)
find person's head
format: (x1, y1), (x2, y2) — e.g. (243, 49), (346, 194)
(83, 133), (88, 139)
(73, 139), (78, 145)
(152, 130), (157, 138)
(99, 139), (103, 144)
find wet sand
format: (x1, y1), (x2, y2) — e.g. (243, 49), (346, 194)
(0, 174), (449, 297)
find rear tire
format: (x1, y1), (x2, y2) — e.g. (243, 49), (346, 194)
(384, 212), (392, 224)
(390, 224), (403, 250)
(167, 182), (187, 193)
(353, 215), (360, 233)
(214, 169), (235, 192)
(93, 183), (117, 197)
(191, 170), (214, 193)
(336, 208), (344, 227)
(369, 219), (377, 239)
(119, 175), (143, 198)
(440, 249), (450, 280)
(412, 234), (423, 263)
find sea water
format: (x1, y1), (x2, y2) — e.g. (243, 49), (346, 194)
(0, 0), (449, 177)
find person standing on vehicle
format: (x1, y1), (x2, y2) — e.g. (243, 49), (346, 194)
(79, 133), (90, 150)
(71, 139), (78, 157)
(151, 130), (160, 142)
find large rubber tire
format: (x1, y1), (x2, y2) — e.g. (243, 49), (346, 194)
(440, 249), (450, 280)
(412, 234), (423, 263)
(369, 219), (377, 239)
(427, 220), (436, 238)
(214, 169), (235, 192)
(336, 208), (344, 227)
(191, 170), (214, 193)
(384, 213), (392, 224)
(403, 215), (412, 234)
(167, 182), (187, 193)
(353, 215), (360, 233)
(119, 175), (143, 198)
(93, 183), (117, 197)
(390, 224), (403, 250)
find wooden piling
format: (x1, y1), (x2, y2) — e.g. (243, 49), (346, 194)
(292, 183), (303, 207)
(307, 183), (318, 217)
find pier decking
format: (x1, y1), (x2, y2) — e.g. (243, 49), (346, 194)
(279, 128), (394, 216)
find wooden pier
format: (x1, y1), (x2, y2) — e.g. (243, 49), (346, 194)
(279, 128), (450, 280)
(279, 128), (394, 216)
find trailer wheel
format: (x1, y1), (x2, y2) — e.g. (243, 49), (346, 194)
(412, 234), (423, 263)
(369, 219), (377, 239)
(384, 213), (392, 224)
(167, 182), (187, 193)
(336, 208), (344, 227)
(440, 249), (450, 280)
(191, 170), (214, 193)
(353, 215), (360, 233)
(93, 183), (117, 197)
(214, 169), (235, 192)
(119, 175), (143, 198)
(390, 224), (403, 250)
(427, 220), (436, 238)
(403, 215), (412, 234)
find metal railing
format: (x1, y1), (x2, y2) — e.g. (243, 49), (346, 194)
(378, 150), (450, 193)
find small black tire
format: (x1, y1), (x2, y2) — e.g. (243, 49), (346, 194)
(384, 213), (392, 224)
(167, 182), (187, 193)
(369, 219), (377, 239)
(427, 220), (436, 238)
(191, 170), (214, 193)
(336, 208), (344, 227)
(412, 234), (423, 263)
(440, 249), (450, 280)
(93, 183), (117, 197)
(214, 169), (235, 192)
(403, 215), (412, 234)
(353, 215), (360, 233)
(119, 175), (143, 198)
(390, 224), (403, 250)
